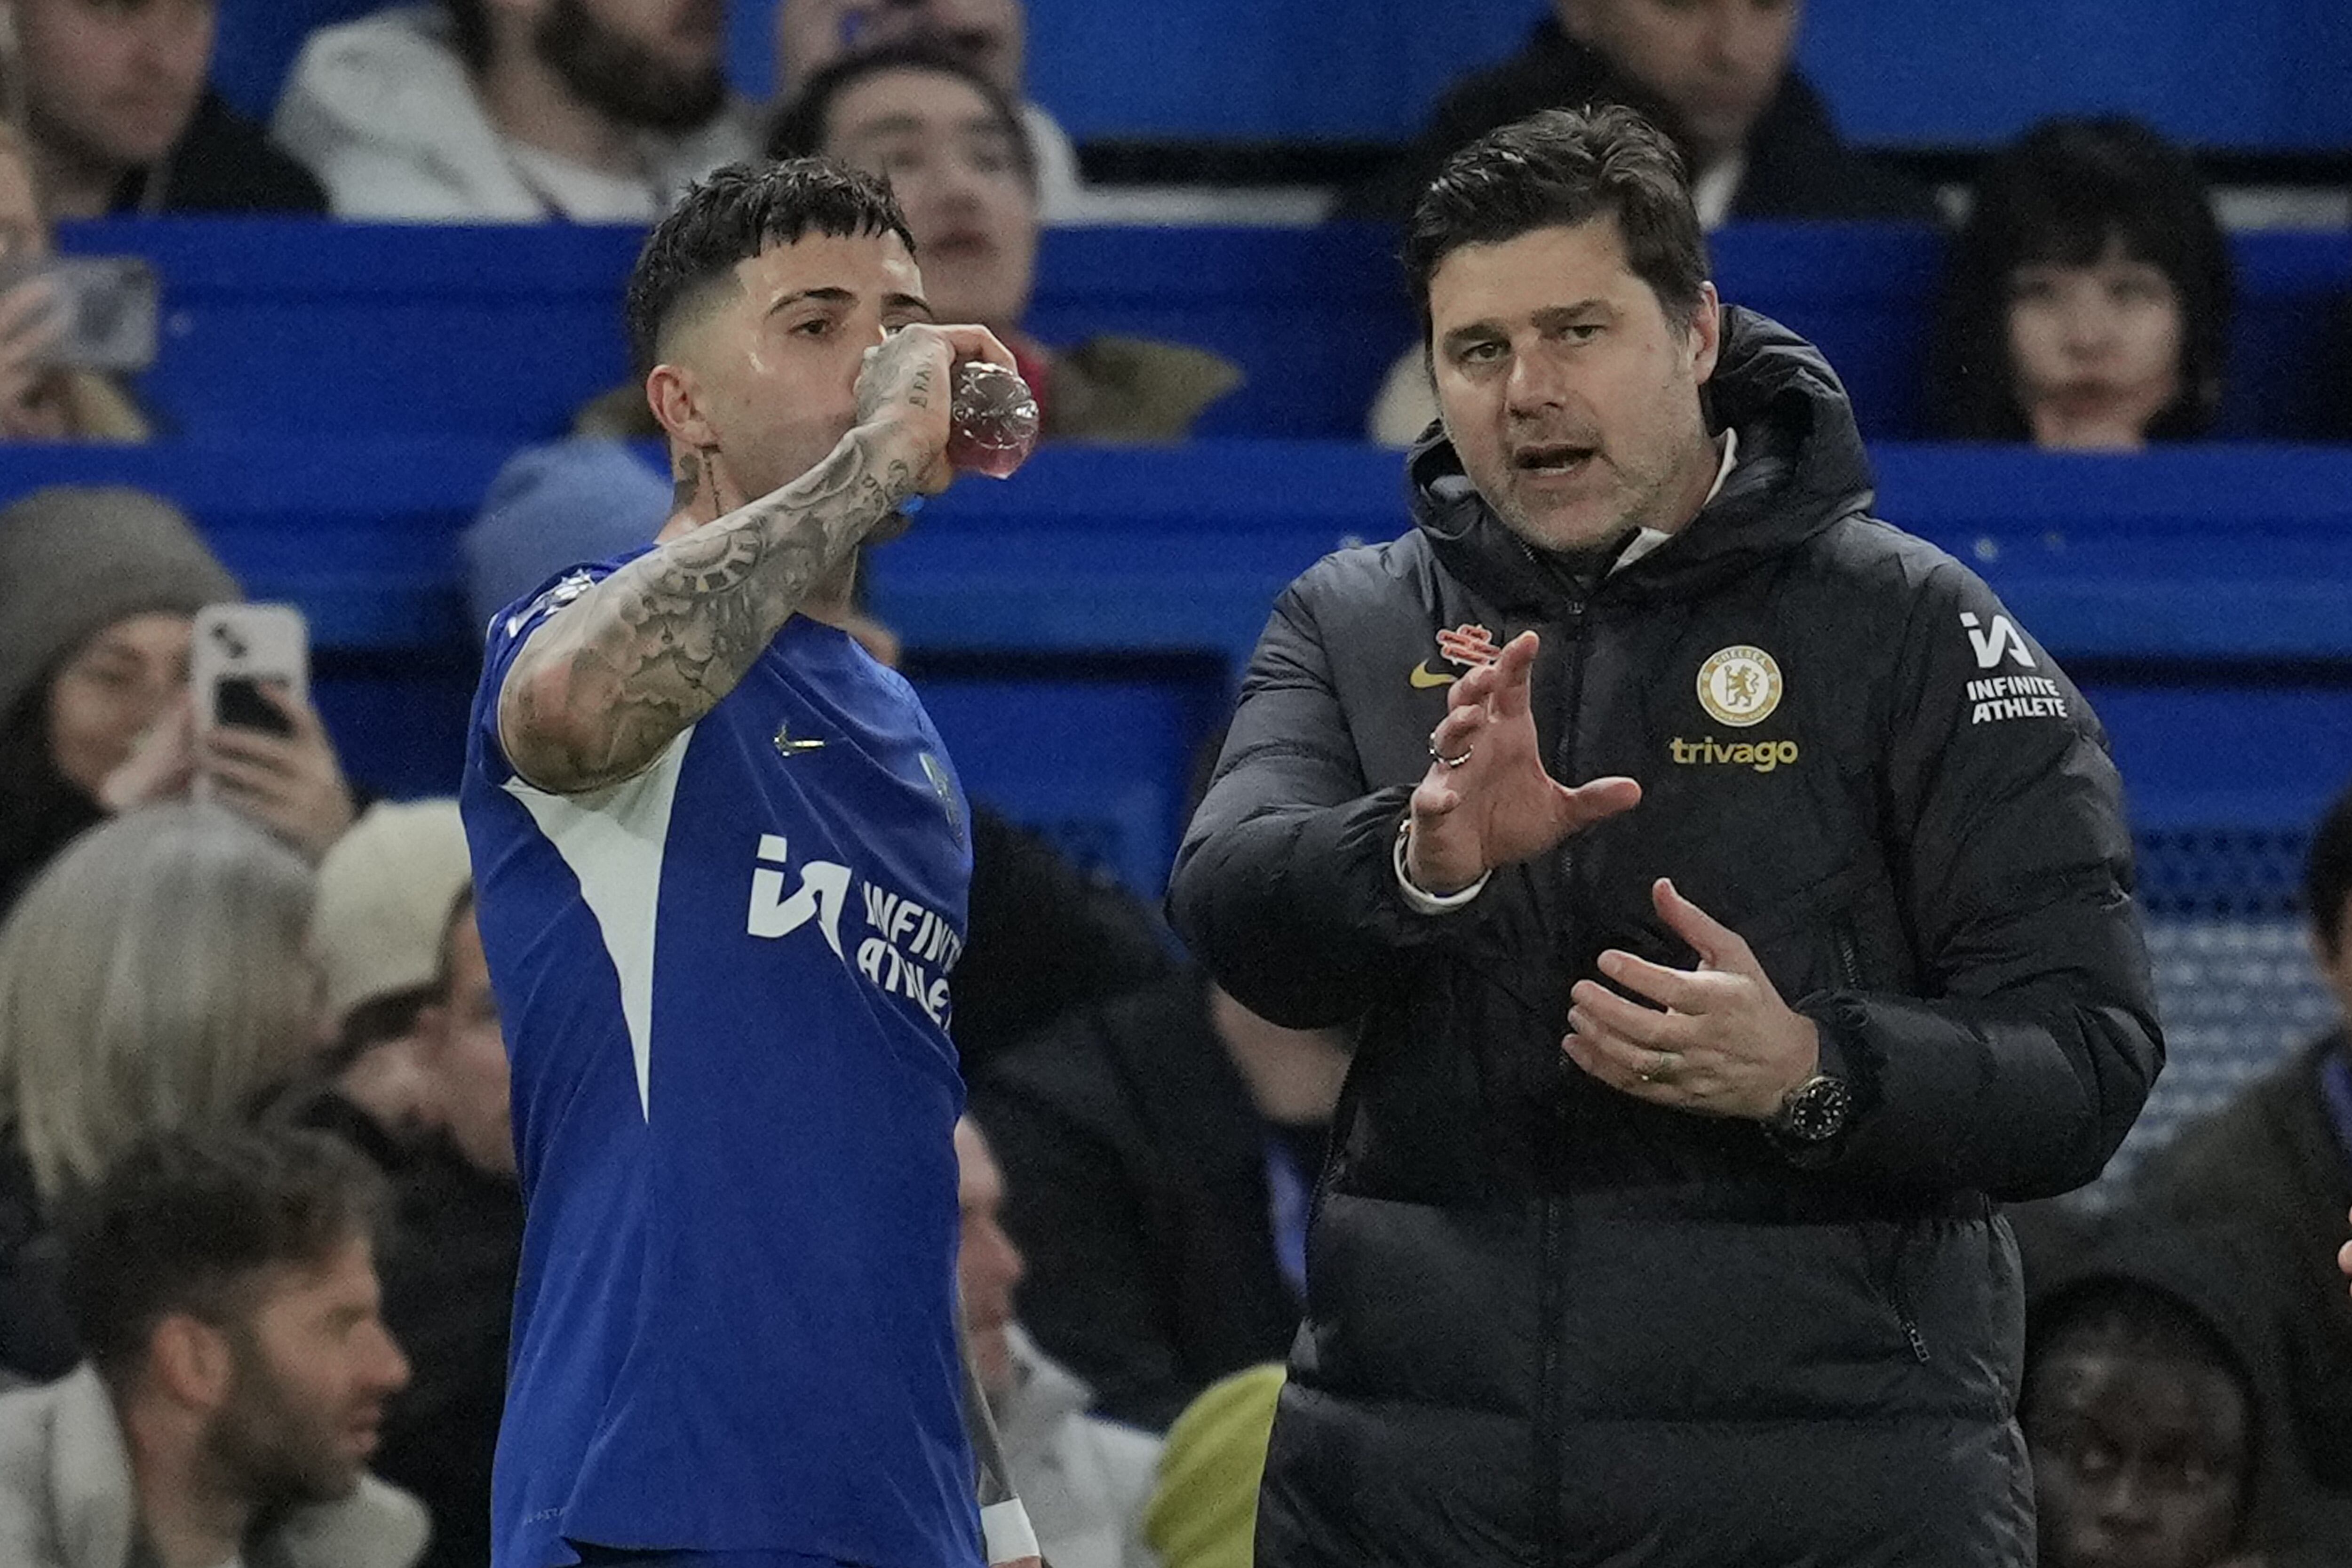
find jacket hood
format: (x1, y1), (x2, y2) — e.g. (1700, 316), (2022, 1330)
(1406, 306), (1876, 613)
(2025, 1215), (2280, 1531)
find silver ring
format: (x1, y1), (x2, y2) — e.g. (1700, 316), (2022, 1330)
(1637, 1051), (1678, 1084)
(1429, 743), (1472, 769)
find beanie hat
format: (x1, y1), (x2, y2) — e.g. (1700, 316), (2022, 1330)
(0, 486), (240, 723)
(311, 798), (474, 1026)
(1144, 1363), (1287, 1568)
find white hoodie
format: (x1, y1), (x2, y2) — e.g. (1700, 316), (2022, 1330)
(272, 4), (760, 222)
(994, 1326), (1163, 1568)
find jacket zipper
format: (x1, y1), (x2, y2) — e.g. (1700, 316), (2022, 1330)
(1889, 1235), (1931, 1364)
(1538, 590), (1589, 1568)
(1830, 920), (1863, 990)
(1861, 1219), (1931, 1365)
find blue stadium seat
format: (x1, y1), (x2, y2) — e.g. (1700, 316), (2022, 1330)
(50, 219), (2352, 443)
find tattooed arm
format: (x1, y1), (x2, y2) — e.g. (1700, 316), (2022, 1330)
(496, 323), (992, 795)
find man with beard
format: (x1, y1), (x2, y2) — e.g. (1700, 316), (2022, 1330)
(1170, 105), (2161, 1565)
(12, 0), (325, 216)
(0, 1125), (426, 1568)
(273, 0), (759, 221)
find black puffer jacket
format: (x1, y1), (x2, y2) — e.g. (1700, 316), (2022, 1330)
(1168, 310), (2162, 1567)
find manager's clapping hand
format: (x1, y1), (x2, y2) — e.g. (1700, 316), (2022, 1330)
(1562, 877), (1823, 1121)
(1403, 630), (1640, 895)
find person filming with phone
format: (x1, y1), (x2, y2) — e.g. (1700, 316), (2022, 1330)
(0, 122), (151, 441)
(0, 486), (358, 914)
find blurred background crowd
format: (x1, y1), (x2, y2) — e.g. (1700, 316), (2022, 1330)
(0, 1), (2348, 1567)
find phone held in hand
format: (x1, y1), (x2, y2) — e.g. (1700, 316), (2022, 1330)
(0, 255), (160, 373)
(191, 603), (309, 741)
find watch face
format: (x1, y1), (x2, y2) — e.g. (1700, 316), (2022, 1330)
(1781, 1076), (1851, 1142)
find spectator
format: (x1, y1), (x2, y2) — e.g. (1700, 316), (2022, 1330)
(0, 1125), (425, 1568)
(0, 486), (358, 915)
(363, 888), (526, 1568)
(1927, 116), (2232, 450)
(1343, 0), (1932, 227)
(1357, 0), (1934, 444)
(12, 0), (325, 216)
(969, 970), (1347, 1430)
(761, 47), (1237, 429)
(273, 0), (761, 222)
(775, 0), (1084, 221)
(2124, 778), (2352, 1543)
(0, 801), (323, 1381)
(297, 798), (476, 1162)
(956, 1117), (1160, 1568)
(2022, 1220), (2288, 1568)
(765, 47), (1240, 441)
(0, 123), (150, 440)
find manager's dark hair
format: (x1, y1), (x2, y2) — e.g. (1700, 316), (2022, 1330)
(2308, 777), (2352, 958)
(1404, 105), (1709, 345)
(1927, 116), (2233, 442)
(765, 42), (1036, 192)
(60, 1124), (391, 1379)
(624, 159), (918, 375)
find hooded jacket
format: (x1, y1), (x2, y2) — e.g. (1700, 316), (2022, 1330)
(2125, 1029), (2352, 1546)
(1168, 309), (2161, 1566)
(2023, 1217), (2285, 1560)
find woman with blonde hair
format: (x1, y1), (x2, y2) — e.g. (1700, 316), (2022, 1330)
(0, 117), (147, 441)
(0, 801), (322, 1379)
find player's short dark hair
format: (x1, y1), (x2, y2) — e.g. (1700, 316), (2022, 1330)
(2307, 777), (2352, 957)
(59, 1124), (390, 1378)
(764, 43), (1037, 192)
(1928, 116), (2233, 442)
(1403, 105), (1708, 345)
(624, 159), (918, 375)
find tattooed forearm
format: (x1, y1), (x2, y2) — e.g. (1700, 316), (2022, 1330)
(499, 429), (911, 793)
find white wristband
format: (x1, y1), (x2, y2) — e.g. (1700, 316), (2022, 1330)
(981, 1497), (1040, 1564)
(1393, 816), (1489, 915)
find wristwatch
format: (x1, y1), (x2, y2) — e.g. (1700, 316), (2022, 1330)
(1767, 1073), (1852, 1144)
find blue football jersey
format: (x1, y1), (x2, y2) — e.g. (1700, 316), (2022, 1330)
(461, 556), (980, 1568)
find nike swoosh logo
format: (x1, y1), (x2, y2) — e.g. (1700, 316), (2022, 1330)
(773, 724), (826, 756)
(1408, 662), (1458, 689)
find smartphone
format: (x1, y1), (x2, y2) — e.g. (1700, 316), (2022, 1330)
(0, 255), (160, 373)
(191, 604), (308, 740)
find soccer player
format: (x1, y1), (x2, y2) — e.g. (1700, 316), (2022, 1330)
(460, 158), (1035, 1568)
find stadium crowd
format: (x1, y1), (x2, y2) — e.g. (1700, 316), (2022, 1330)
(0, 1), (2347, 1566)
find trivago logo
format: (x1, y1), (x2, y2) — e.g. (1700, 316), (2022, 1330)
(1669, 735), (1801, 773)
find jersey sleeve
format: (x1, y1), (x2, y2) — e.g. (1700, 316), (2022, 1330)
(468, 552), (642, 787)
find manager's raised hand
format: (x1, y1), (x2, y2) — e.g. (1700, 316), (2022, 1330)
(1403, 629), (1640, 896)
